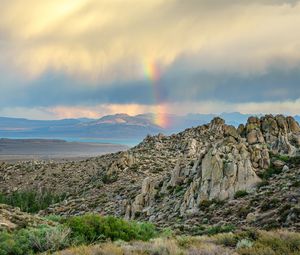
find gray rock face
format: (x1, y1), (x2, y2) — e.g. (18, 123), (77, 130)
(130, 177), (157, 219)
(126, 115), (300, 218)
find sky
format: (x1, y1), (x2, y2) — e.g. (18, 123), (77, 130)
(1, 0), (300, 120)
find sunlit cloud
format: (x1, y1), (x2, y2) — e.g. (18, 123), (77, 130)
(2, 99), (300, 121)
(1, 0), (300, 81)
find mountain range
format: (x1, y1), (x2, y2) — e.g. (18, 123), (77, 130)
(1, 113), (300, 144)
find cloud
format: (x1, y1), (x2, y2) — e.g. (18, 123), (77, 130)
(1, 0), (300, 80)
(3, 98), (300, 120)
(1, 1), (300, 118)
(1, 66), (300, 108)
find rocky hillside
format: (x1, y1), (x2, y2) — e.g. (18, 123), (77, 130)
(0, 114), (300, 233)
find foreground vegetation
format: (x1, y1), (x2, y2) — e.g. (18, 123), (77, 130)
(0, 213), (299, 255)
(54, 229), (300, 255)
(0, 214), (157, 255)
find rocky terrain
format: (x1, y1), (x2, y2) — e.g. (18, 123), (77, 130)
(0, 204), (55, 231)
(0, 114), (300, 233)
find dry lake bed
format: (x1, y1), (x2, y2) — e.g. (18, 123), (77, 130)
(0, 138), (128, 162)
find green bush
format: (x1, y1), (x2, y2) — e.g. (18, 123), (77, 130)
(289, 156), (300, 166)
(0, 191), (66, 213)
(200, 225), (236, 236)
(65, 214), (157, 243)
(258, 166), (282, 180)
(275, 155), (290, 163)
(234, 190), (249, 199)
(0, 225), (71, 255)
(102, 173), (118, 184)
(256, 180), (269, 189)
(0, 215), (157, 254)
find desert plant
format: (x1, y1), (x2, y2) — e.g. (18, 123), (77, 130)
(258, 166), (282, 180)
(234, 190), (249, 199)
(0, 190), (66, 213)
(236, 239), (254, 249)
(65, 214), (157, 244)
(237, 230), (300, 255)
(200, 225), (236, 236)
(0, 225), (71, 255)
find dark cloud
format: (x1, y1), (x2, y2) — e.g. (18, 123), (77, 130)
(1, 65), (300, 108)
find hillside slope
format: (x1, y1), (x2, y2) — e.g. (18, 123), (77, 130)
(0, 114), (300, 233)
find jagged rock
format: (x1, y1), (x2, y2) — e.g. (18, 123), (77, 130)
(224, 125), (239, 139)
(169, 161), (184, 187)
(130, 177), (157, 219)
(247, 130), (265, 145)
(283, 165), (289, 171)
(272, 160), (286, 169)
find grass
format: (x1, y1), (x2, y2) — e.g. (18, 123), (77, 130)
(0, 190), (66, 213)
(1, 216), (299, 255)
(54, 230), (300, 255)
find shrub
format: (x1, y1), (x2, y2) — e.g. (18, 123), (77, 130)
(214, 232), (238, 247)
(238, 206), (251, 218)
(160, 227), (174, 238)
(260, 198), (280, 212)
(102, 174), (118, 184)
(234, 190), (249, 199)
(199, 200), (213, 209)
(0, 225), (71, 255)
(258, 166), (282, 180)
(275, 155), (290, 163)
(0, 190), (66, 213)
(43, 214), (64, 223)
(237, 230), (300, 255)
(29, 225), (71, 252)
(201, 225), (236, 236)
(236, 239), (254, 249)
(174, 186), (184, 194)
(65, 214), (157, 244)
(256, 180), (269, 189)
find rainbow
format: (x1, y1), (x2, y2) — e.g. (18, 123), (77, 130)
(144, 61), (169, 128)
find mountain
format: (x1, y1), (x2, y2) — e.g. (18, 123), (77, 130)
(1, 114), (300, 233)
(0, 113), (298, 144)
(0, 114), (163, 140)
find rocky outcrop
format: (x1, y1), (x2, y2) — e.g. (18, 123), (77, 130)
(243, 115), (300, 156)
(129, 177), (157, 219)
(125, 115), (299, 220)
